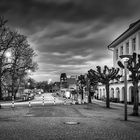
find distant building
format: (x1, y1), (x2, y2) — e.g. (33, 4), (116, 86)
(59, 74), (77, 98)
(60, 73), (68, 89)
(97, 19), (140, 103)
(67, 75), (77, 90)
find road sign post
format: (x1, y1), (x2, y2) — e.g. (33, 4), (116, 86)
(12, 96), (15, 108)
(54, 97), (56, 105)
(29, 97), (31, 107)
(42, 95), (45, 106)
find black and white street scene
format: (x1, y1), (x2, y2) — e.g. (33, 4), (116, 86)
(0, 0), (140, 140)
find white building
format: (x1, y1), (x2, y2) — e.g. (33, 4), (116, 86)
(97, 19), (140, 104)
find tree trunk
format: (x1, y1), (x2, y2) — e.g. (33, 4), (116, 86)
(88, 92), (92, 103)
(0, 80), (2, 100)
(133, 81), (139, 116)
(0, 70), (2, 101)
(105, 83), (110, 108)
(81, 87), (84, 100)
(0, 61), (2, 108)
(86, 78), (91, 103)
(0, 79), (2, 108)
(11, 80), (14, 98)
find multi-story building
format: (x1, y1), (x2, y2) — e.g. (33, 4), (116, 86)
(60, 73), (68, 89)
(67, 75), (77, 90)
(59, 74), (77, 98)
(97, 19), (140, 104)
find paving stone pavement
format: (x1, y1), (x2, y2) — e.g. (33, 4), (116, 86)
(0, 103), (140, 140)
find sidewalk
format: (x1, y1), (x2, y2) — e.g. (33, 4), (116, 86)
(93, 99), (133, 108)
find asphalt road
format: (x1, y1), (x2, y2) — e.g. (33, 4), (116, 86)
(0, 101), (140, 140)
(0, 93), (66, 108)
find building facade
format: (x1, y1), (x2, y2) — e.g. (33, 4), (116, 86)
(97, 19), (140, 104)
(60, 73), (68, 89)
(67, 75), (77, 90)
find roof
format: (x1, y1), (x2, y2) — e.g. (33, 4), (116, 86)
(108, 19), (140, 49)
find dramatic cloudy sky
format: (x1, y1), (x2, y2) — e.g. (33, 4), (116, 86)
(1, 0), (140, 81)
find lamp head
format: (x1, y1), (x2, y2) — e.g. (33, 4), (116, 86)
(119, 55), (132, 62)
(5, 51), (11, 58)
(28, 69), (31, 73)
(48, 79), (52, 84)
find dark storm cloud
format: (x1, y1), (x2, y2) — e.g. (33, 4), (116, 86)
(37, 37), (107, 54)
(1, 0), (140, 81)
(1, 0), (140, 30)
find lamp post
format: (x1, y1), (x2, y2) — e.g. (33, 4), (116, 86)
(5, 51), (13, 99)
(5, 51), (12, 62)
(85, 74), (91, 103)
(28, 82), (30, 88)
(119, 55), (132, 121)
(0, 52), (2, 101)
(48, 79), (52, 93)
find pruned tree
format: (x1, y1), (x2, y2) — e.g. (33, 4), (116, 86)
(118, 52), (139, 116)
(87, 71), (98, 103)
(88, 66), (121, 108)
(77, 75), (86, 102)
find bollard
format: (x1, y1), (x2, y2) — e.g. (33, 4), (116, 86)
(72, 98), (75, 105)
(42, 95), (45, 106)
(12, 96), (15, 108)
(29, 97), (31, 107)
(64, 98), (66, 105)
(54, 97), (56, 105)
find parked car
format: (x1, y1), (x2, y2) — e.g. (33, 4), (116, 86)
(20, 93), (35, 101)
(28, 93), (35, 100)
(20, 94), (29, 101)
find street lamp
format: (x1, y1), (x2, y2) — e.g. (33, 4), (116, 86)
(48, 79), (52, 92)
(5, 51), (11, 58)
(119, 55), (132, 121)
(28, 69), (31, 74)
(5, 51), (12, 62)
(48, 79), (52, 84)
(28, 82), (30, 86)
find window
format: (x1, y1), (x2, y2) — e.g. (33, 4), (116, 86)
(132, 38), (136, 52)
(116, 49), (118, 60)
(120, 46), (123, 55)
(119, 68), (123, 75)
(126, 42), (129, 54)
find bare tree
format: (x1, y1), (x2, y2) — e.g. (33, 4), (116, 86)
(0, 16), (38, 100)
(87, 71), (98, 103)
(0, 16), (18, 100)
(77, 75), (86, 103)
(9, 34), (37, 98)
